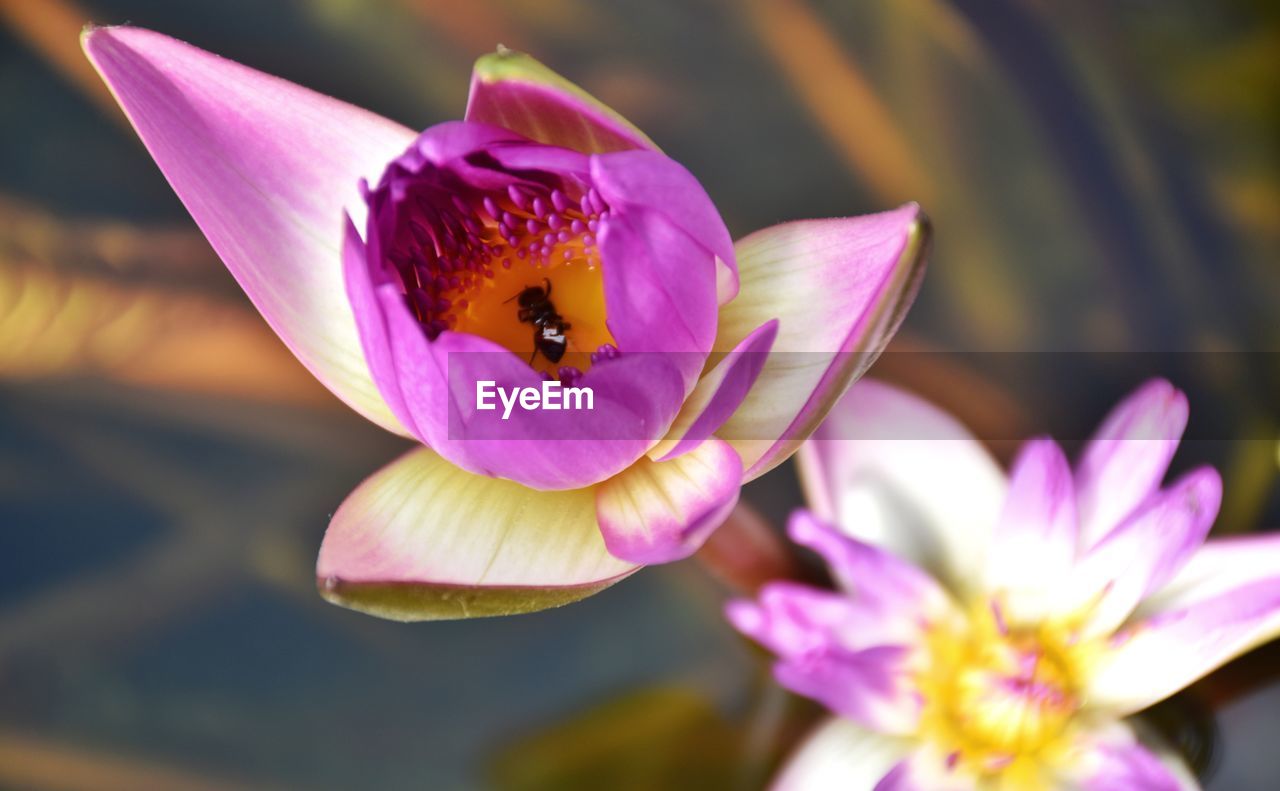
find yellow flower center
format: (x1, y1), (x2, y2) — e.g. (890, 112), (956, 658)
(916, 600), (1095, 786)
(393, 185), (615, 378)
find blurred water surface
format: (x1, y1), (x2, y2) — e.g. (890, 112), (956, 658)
(1, 0), (1277, 788)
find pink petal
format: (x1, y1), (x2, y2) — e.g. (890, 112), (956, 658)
(591, 149), (739, 304)
(1140, 532), (1280, 616)
(787, 511), (951, 618)
(769, 718), (914, 791)
(728, 581), (922, 733)
(713, 205), (928, 482)
(341, 215), (414, 431)
(1057, 723), (1199, 790)
(1076, 743), (1194, 791)
(985, 439), (1078, 622)
(795, 379), (1006, 600)
(316, 447), (638, 621)
(596, 196), (719, 378)
(727, 581), (926, 661)
(465, 49), (659, 155)
(1076, 379), (1189, 547)
(774, 645), (921, 735)
(1066, 468), (1222, 638)
(83, 26), (416, 435)
(1088, 536), (1280, 715)
(594, 437), (743, 563)
(648, 320), (778, 462)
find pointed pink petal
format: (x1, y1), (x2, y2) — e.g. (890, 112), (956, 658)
(713, 205), (929, 482)
(727, 582), (926, 661)
(591, 149), (739, 304)
(985, 439), (1078, 622)
(774, 644), (921, 735)
(1057, 722), (1199, 790)
(596, 192), (719, 371)
(1088, 535), (1280, 715)
(728, 581), (922, 733)
(316, 447), (638, 621)
(594, 437), (743, 563)
(465, 49), (658, 155)
(1076, 379), (1189, 547)
(648, 320), (778, 462)
(770, 719), (915, 791)
(341, 215), (414, 431)
(1066, 468), (1221, 637)
(787, 510), (951, 617)
(796, 379), (1006, 600)
(1076, 745), (1195, 791)
(82, 26), (416, 434)
(1140, 532), (1280, 616)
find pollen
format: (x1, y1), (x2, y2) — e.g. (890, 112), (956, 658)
(385, 182), (616, 377)
(915, 599), (1099, 787)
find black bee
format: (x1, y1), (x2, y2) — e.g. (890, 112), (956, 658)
(507, 278), (571, 364)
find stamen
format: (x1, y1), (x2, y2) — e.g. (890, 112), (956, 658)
(382, 173), (615, 377)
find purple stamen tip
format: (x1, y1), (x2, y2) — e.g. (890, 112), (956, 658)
(508, 185), (529, 210)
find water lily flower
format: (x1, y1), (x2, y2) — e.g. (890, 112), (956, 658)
(729, 378), (1280, 789)
(81, 26), (927, 619)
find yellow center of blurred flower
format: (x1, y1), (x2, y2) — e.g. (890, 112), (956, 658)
(916, 599), (1094, 786)
(397, 185), (615, 378)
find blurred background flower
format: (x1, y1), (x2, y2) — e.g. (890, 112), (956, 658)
(0, 0), (1275, 789)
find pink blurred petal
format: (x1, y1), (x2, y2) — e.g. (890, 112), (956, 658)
(714, 205), (929, 482)
(728, 578), (922, 734)
(316, 447), (638, 621)
(774, 644), (921, 735)
(594, 437), (743, 563)
(82, 26), (415, 434)
(727, 581), (927, 664)
(649, 320), (778, 462)
(1139, 532), (1280, 616)
(1066, 467), (1221, 637)
(985, 438), (1078, 622)
(465, 49), (658, 154)
(796, 379), (1006, 600)
(1059, 724), (1199, 791)
(1078, 744), (1194, 791)
(787, 511), (952, 617)
(1088, 547), (1280, 715)
(1076, 379), (1189, 547)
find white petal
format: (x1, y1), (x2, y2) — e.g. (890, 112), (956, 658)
(317, 447), (637, 620)
(796, 379), (1006, 599)
(770, 718), (914, 791)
